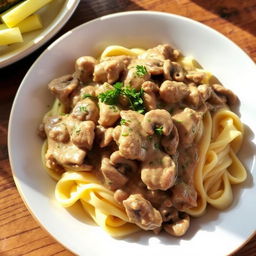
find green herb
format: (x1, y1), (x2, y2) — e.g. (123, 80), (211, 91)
(122, 132), (129, 136)
(98, 82), (145, 114)
(120, 118), (128, 125)
(79, 106), (88, 113)
(82, 94), (97, 99)
(154, 143), (160, 149)
(154, 126), (163, 136)
(122, 87), (145, 113)
(136, 65), (148, 77)
(109, 105), (118, 112)
(75, 129), (81, 135)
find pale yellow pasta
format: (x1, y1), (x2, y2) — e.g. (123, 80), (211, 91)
(186, 108), (247, 216)
(41, 45), (247, 237)
(100, 45), (145, 60)
(55, 171), (139, 237)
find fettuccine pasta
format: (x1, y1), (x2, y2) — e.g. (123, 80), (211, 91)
(39, 44), (247, 238)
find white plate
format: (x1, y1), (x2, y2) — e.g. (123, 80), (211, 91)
(0, 0), (80, 68)
(8, 11), (256, 256)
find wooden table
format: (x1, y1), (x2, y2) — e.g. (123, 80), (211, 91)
(0, 0), (255, 255)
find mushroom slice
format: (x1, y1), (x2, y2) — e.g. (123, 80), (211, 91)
(71, 98), (99, 123)
(100, 156), (128, 190)
(164, 213), (190, 237)
(171, 62), (185, 82)
(142, 109), (173, 136)
(123, 194), (162, 230)
(161, 124), (179, 156)
(110, 151), (138, 175)
(48, 74), (79, 106)
(74, 56), (97, 83)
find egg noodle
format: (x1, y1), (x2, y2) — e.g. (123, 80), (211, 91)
(41, 45), (247, 237)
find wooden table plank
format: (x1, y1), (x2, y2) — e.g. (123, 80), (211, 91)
(0, 0), (255, 255)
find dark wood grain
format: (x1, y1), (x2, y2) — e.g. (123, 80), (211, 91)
(0, 0), (255, 255)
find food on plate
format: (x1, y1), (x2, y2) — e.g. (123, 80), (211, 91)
(0, 0), (52, 46)
(0, 26), (22, 45)
(39, 44), (247, 237)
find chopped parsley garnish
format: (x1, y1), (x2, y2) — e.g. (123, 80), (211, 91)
(154, 126), (163, 136)
(79, 106), (88, 113)
(136, 65), (148, 77)
(82, 94), (97, 99)
(98, 82), (145, 114)
(122, 132), (129, 136)
(75, 129), (81, 135)
(120, 118), (129, 125)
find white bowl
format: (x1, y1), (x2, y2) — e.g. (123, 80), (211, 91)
(8, 11), (256, 256)
(0, 0), (80, 68)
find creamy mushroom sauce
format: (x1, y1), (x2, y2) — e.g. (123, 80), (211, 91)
(40, 44), (238, 236)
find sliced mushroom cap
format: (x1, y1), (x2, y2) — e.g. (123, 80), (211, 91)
(171, 62), (185, 82)
(161, 124), (179, 156)
(71, 98), (99, 123)
(142, 109), (173, 136)
(110, 151), (138, 175)
(164, 213), (190, 237)
(74, 56), (97, 83)
(123, 194), (163, 230)
(212, 83), (238, 105)
(101, 156), (128, 190)
(48, 74), (79, 106)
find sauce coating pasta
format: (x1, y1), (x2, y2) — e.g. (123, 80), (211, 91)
(39, 44), (246, 237)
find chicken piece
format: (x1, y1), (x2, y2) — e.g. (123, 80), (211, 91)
(124, 65), (151, 90)
(93, 56), (130, 84)
(171, 182), (197, 211)
(161, 124), (179, 156)
(172, 108), (202, 147)
(142, 81), (159, 111)
(197, 84), (212, 102)
(74, 56), (97, 83)
(44, 116), (69, 143)
(70, 121), (95, 149)
(98, 101), (120, 127)
(48, 74), (79, 106)
(113, 110), (147, 161)
(123, 194), (162, 230)
(139, 44), (179, 61)
(71, 85), (97, 107)
(164, 213), (190, 237)
(212, 83), (238, 105)
(95, 126), (114, 148)
(141, 151), (177, 191)
(44, 117), (86, 166)
(142, 109), (173, 136)
(160, 80), (189, 104)
(100, 156), (129, 190)
(71, 98), (99, 123)
(184, 83), (201, 108)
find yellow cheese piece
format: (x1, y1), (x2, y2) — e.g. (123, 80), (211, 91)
(0, 27), (23, 45)
(18, 14), (42, 33)
(0, 24), (7, 30)
(1, 0), (52, 28)
(0, 14), (42, 34)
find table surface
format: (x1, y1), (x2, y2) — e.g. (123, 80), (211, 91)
(1, 0), (256, 255)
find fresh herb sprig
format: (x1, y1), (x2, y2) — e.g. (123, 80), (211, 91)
(154, 126), (163, 136)
(98, 82), (145, 114)
(136, 65), (148, 77)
